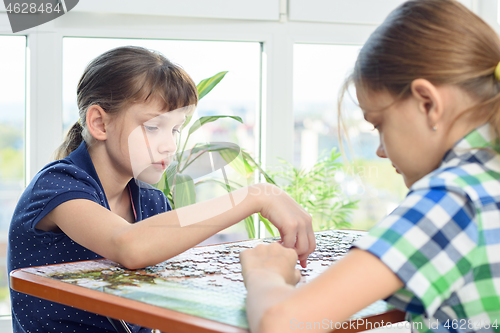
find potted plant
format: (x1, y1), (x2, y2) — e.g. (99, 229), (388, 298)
(266, 148), (358, 232)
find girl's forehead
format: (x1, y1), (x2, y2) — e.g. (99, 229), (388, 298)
(129, 100), (195, 122)
(357, 88), (395, 114)
(143, 107), (190, 123)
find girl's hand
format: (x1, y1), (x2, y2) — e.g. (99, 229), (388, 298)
(252, 183), (315, 267)
(240, 243), (302, 286)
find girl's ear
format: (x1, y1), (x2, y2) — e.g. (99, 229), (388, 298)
(410, 79), (444, 130)
(86, 105), (108, 141)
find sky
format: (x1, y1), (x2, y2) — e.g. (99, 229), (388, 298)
(0, 36), (25, 104)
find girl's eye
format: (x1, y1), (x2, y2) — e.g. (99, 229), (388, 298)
(144, 125), (158, 132)
(172, 128), (181, 134)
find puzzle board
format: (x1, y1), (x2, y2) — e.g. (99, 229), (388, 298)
(23, 230), (394, 329)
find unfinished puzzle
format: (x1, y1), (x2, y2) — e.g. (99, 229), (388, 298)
(25, 230), (393, 329)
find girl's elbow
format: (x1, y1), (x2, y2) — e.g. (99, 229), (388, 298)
(116, 253), (146, 270)
(110, 232), (148, 270)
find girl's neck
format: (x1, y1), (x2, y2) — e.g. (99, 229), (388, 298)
(441, 87), (489, 151)
(87, 143), (132, 204)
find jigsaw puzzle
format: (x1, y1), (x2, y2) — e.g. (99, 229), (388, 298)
(25, 230), (393, 329)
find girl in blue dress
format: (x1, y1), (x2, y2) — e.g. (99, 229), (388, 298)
(9, 46), (315, 333)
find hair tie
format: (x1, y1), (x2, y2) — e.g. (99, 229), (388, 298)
(78, 118), (82, 127)
(495, 61), (500, 81)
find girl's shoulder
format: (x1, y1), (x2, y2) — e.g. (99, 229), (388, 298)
(30, 158), (101, 192)
(411, 148), (500, 208)
(12, 159), (106, 237)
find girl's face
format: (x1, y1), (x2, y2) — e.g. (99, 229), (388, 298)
(357, 89), (444, 188)
(108, 98), (190, 184)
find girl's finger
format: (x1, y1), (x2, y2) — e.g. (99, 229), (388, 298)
(297, 220), (315, 266)
(280, 223), (298, 249)
(306, 226), (316, 255)
(293, 220), (309, 258)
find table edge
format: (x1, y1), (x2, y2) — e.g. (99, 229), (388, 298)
(10, 268), (248, 333)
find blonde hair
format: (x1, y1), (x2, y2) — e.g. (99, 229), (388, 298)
(54, 46), (198, 160)
(339, 0), (500, 142)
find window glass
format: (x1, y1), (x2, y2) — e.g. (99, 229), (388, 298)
(63, 38), (261, 242)
(293, 43), (407, 231)
(0, 35), (26, 314)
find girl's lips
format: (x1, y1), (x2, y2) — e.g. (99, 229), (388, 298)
(152, 161), (167, 170)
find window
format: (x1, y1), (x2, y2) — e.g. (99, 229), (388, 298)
(293, 43), (407, 231)
(0, 35), (26, 314)
(63, 38), (261, 242)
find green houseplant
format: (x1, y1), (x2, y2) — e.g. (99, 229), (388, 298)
(267, 148), (358, 232)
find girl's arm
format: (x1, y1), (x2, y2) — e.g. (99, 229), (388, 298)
(41, 183), (315, 269)
(240, 244), (403, 333)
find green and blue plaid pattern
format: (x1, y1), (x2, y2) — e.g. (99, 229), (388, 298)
(354, 123), (500, 333)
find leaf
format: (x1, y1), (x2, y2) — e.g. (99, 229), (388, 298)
(241, 150), (277, 186)
(173, 174), (196, 208)
(180, 71), (227, 132)
(180, 114), (194, 131)
(195, 178), (244, 191)
(197, 71), (228, 100)
(258, 214), (276, 237)
(219, 148), (255, 178)
(188, 115), (243, 136)
(244, 216), (256, 239)
(154, 161), (178, 198)
(179, 143), (243, 177)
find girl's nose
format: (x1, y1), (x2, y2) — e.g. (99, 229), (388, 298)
(376, 143), (387, 158)
(158, 133), (177, 154)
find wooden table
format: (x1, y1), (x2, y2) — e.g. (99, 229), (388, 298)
(10, 230), (405, 333)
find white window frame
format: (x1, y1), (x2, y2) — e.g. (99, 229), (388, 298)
(289, 0), (476, 23)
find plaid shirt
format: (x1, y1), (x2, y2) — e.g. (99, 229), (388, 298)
(353, 123), (500, 333)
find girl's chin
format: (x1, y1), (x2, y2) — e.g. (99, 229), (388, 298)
(135, 168), (166, 185)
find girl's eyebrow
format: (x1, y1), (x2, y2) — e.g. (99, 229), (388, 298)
(143, 111), (164, 119)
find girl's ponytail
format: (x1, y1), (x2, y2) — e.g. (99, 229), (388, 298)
(53, 121), (84, 160)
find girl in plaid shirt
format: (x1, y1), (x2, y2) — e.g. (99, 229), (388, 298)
(241, 0), (500, 332)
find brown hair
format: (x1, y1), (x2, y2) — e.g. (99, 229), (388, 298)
(54, 46), (198, 160)
(339, 0), (500, 141)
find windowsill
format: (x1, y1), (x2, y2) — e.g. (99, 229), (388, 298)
(0, 315), (12, 333)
